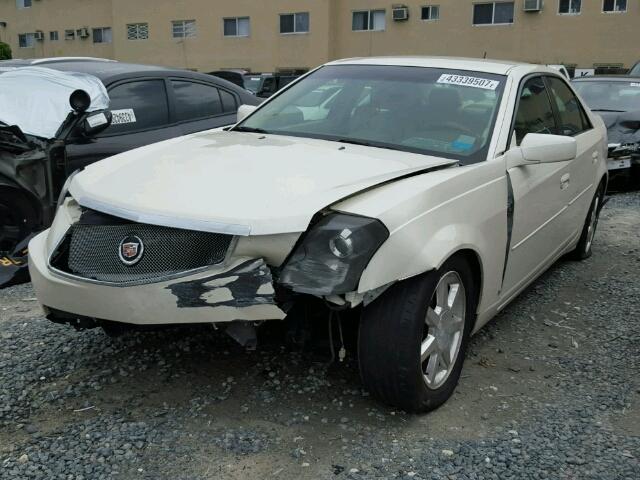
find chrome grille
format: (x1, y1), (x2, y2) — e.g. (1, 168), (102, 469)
(60, 221), (233, 285)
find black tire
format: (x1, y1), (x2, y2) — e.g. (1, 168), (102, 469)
(0, 188), (39, 253)
(358, 255), (477, 413)
(569, 183), (605, 261)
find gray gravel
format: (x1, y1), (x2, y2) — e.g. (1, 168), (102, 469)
(1, 191), (639, 479)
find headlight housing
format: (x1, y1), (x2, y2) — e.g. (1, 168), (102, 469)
(279, 212), (388, 295)
(55, 169), (81, 211)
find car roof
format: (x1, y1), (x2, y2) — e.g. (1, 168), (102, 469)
(1, 57), (239, 87)
(327, 56), (529, 76)
(572, 75), (640, 82)
(43, 61), (182, 81)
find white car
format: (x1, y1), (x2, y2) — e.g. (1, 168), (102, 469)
(29, 57), (607, 412)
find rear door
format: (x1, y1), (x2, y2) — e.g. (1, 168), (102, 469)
(503, 75), (576, 294)
(64, 77), (180, 173)
(169, 79), (239, 135)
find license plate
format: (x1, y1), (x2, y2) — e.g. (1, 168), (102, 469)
(607, 158), (631, 171)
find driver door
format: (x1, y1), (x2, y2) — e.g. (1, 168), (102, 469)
(502, 75), (576, 296)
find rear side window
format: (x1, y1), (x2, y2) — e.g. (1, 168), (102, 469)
(171, 81), (223, 121)
(514, 76), (557, 145)
(105, 80), (169, 135)
(219, 90), (237, 113)
(545, 76), (591, 136)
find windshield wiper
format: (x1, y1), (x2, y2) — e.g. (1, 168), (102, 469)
(232, 126), (269, 134)
(336, 138), (402, 152)
(591, 108), (626, 113)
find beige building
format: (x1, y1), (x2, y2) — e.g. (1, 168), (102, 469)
(0, 0), (637, 74)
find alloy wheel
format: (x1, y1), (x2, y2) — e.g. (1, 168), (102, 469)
(585, 195), (600, 253)
(421, 271), (466, 390)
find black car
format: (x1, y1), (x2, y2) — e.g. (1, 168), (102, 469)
(572, 75), (640, 183)
(210, 70), (302, 98)
(209, 69), (249, 89)
(242, 73), (301, 98)
(0, 59), (259, 286)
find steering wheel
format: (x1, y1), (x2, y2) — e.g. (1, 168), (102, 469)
(423, 122), (476, 138)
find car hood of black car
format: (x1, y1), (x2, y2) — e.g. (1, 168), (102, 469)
(597, 110), (640, 146)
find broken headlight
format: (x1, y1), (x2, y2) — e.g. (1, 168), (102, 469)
(56, 169), (81, 211)
(279, 212), (388, 295)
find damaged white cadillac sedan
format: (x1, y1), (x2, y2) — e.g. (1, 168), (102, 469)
(29, 57), (607, 412)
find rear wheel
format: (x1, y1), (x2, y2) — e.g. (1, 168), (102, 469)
(358, 256), (476, 413)
(570, 184), (604, 261)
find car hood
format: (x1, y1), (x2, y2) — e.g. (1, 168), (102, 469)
(0, 66), (109, 139)
(69, 131), (456, 235)
(597, 110), (640, 146)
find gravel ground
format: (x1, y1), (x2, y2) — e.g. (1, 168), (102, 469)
(1, 191), (639, 480)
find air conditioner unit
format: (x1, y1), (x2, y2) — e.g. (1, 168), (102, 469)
(392, 6), (409, 21)
(34, 30), (44, 41)
(524, 0), (542, 12)
(77, 27), (89, 38)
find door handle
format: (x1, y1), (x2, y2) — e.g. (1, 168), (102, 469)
(592, 151), (599, 164)
(560, 173), (570, 190)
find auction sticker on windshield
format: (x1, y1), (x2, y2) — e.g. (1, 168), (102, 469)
(437, 74), (499, 90)
(111, 109), (137, 125)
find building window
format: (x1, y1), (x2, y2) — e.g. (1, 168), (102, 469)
(559, 0), (581, 14)
(65, 29), (75, 40)
(352, 10), (386, 31)
(421, 5), (440, 20)
(223, 17), (250, 37)
(93, 27), (112, 44)
(603, 0), (626, 12)
(473, 2), (514, 25)
(172, 20), (196, 38)
(18, 33), (35, 48)
(49, 31), (59, 41)
(16, 0), (32, 9)
(280, 12), (310, 34)
(127, 23), (149, 40)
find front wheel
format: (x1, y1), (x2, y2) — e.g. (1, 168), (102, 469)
(0, 189), (39, 253)
(358, 256), (476, 413)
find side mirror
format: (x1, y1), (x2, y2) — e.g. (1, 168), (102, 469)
(82, 110), (112, 137)
(69, 89), (92, 113)
(236, 104), (258, 123)
(507, 133), (577, 168)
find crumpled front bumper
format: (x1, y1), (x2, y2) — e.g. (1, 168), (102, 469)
(28, 230), (286, 326)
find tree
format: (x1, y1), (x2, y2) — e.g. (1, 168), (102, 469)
(0, 42), (12, 60)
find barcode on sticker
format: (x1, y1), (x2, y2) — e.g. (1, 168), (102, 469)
(437, 74), (500, 90)
(111, 109), (137, 125)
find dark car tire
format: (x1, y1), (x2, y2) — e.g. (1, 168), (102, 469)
(0, 188), (39, 253)
(358, 255), (477, 413)
(569, 183), (605, 261)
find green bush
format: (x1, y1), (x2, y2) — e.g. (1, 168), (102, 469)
(0, 42), (11, 60)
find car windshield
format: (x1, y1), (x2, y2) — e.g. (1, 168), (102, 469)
(244, 76), (264, 93)
(236, 65), (506, 164)
(573, 80), (640, 112)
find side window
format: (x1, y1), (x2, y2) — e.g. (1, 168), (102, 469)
(104, 80), (169, 135)
(171, 81), (223, 121)
(219, 90), (237, 113)
(546, 76), (591, 136)
(513, 76), (557, 145)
